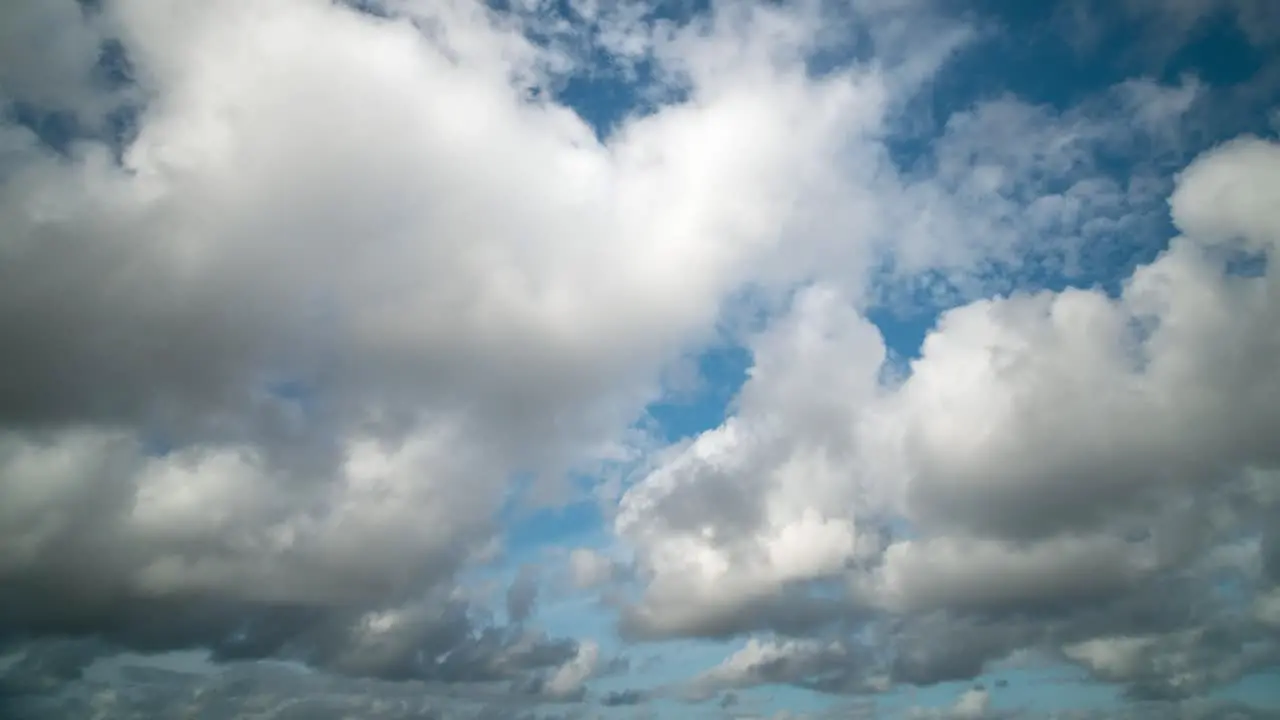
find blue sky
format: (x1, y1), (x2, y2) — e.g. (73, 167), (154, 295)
(2, 0), (1280, 719)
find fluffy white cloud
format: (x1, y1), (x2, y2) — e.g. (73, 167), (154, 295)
(0, 0), (898, 620)
(617, 136), (1280, 693)
(543, 639), (599, 700)
(617, 286), (887, 637)
(3, 0), (1279, 713)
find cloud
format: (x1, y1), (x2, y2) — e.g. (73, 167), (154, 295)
(3, 0), (1279, 716)
(507, 566), (541, 625)
(1063, 625), (1280, 701)
(540, 639), (599, 701)
(617, 135), (1280, 697)
(904, 686), (1009, 720)
(1116, 0), (1280, 50)
(0, 640), (602, 720)
(1057, 0), (1280, 67)
(949, 688), (990, 719)
(0, 1), (124, 122)
(0, 0), (922, 680)
(566, 548), (618, 590)
(616, 286), (887, 639)
(685, 637), (880, 700)
(601, 688), (648, 707)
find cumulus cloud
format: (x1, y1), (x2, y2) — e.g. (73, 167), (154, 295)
(617, 285), (888, 639)
(618, 136), (1280, 698)
(2, 0), (1279, 715)
(0, 0), (911, 671)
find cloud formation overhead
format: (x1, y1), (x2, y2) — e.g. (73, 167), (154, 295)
(1, 0), (1278, 718)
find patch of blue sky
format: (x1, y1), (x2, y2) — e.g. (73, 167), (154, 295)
(638, 697), (715, 720)
(870, 666), (1127, 717)
(1164, 13), (1272, 88)
(557, 70), (655, 142)
(630, 691), (827, 720)
(866, 293), (944, 368)
(537, 590), (617, 640)
(644, 344), (751, 443)
(877, 677), (979, 714)
(745, 685), (839, 717)
(554, 45), (693, 142)
(501, 493), (605, 560)
(488, 0), (708, 140)
(262, 377), (315, 409)
(1212, 672), (1280, 708)
(601, 639), (733, 696)
(983, 667), (1123, 716)
(803, 20), (876, 81)
(917, 0), (1265, 115)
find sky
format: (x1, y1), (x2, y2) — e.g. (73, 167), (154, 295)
(0, 0), (1279, 718)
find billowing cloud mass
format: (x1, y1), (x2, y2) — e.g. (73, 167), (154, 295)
(1, 0), (1278, 718)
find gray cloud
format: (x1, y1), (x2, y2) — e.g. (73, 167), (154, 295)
(601, 689), (647, 706)
(506, 566), (540, 626)
(0, 641), (595, 720)
(0, 0), (917, 698)
(3, 0), (1280, 716)
(616, 135), (1280, 701)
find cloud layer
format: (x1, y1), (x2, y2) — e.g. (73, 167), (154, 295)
(1, 0), (1278, 717)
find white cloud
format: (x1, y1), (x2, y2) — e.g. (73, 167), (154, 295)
(0, 0), (906, 630)
(543, 639), (599, 700)
(617, 286), (887, 637)
(685, 637), (860, 700)
(567, 548), (616, 590)
(617, 135), (1280, 692)
(3, 0), (1279, 711)
(950, 688), (991, 720)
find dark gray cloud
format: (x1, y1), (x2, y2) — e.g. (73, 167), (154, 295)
(0, 636), (603, 720)
(0, 599), (580, 692)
